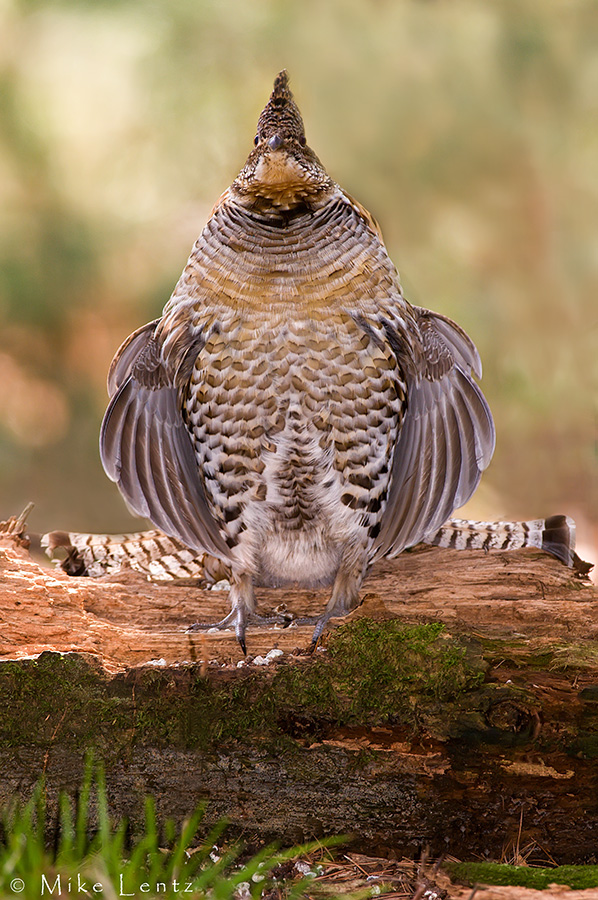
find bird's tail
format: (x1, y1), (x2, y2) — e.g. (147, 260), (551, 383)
(423, 514), (577, 567)
(42, 514), (592, 581)
(41, 529), (228, 584)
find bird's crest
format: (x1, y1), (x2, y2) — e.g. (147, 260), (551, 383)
(233, 70), (333, 211)
(271, 69), (292, 102)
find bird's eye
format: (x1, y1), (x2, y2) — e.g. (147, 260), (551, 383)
(254, 134), (259, 146)
(298, 134), (306, 147)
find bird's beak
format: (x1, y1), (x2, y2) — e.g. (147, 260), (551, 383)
(267, 133), (284, 151)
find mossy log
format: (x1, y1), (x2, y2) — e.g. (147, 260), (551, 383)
(1, 530), (598, 864)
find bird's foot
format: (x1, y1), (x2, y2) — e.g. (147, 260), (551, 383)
(293, 609), (348, 647)
(188, 607), (294, 655)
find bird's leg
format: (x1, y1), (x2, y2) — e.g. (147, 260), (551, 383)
(296, 548), (368, 645)
(187, 572), (293, 654)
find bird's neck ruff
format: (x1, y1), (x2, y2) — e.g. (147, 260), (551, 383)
(231, 161), (333, 213)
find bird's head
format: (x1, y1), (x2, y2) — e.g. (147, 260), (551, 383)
(232, 70), (334, 213)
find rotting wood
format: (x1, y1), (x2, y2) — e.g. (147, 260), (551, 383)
(1, 523), (596, 668)
(1, 519), (597, 864)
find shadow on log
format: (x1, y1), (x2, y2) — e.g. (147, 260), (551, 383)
(1, 519), (598, 865)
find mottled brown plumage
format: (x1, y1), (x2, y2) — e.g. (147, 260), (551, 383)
(98, 71), (495, 651)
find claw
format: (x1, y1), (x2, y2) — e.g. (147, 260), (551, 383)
(188, 607), (294, 655)
(235, 602), (248, 655)
(310, 614), (331, 646)
(293, 605), (351, 646)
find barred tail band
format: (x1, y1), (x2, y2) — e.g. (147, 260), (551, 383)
(424, 514), (576, 567)
(40, 529), (226, 583)
(43, 513), (587, 582)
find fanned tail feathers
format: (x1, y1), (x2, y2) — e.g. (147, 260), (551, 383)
(424, 514), (577, 567)
(43, 513), (590, 583)
(41, 529), (228, 584)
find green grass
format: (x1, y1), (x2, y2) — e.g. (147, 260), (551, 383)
(0, 758), (356, 900)
(449, 861), (598, 890)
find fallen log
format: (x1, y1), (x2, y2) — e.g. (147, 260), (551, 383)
(0, 518), (597, 864)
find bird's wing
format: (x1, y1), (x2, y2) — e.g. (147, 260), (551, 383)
(107, 320), (160, 396)
(374, 306), (495, 559)
(100, 323), (230, 560)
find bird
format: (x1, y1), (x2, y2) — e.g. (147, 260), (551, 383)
(95, 70), (499, 653)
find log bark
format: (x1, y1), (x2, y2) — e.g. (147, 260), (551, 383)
(1, 526), (597, 865)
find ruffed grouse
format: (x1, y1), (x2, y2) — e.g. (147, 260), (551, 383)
(99, 70), (498, 652)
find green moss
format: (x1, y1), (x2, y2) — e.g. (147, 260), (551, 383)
(548, 643), (598, 672)
(314, 619), (485, 720)
(0, 653), (129, 748)
(569, 734), (598, 759)
(500, 640), (598, 674)
(0, 624), (494, 756)
(449, 861), (598, 889)
(2, 621), (590, 761)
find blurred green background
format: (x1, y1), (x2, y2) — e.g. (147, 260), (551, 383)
(0, 0), (596, 563)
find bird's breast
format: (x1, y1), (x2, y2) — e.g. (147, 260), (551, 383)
(182, 313), (405, 579)
(158, 188), (413, 580)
